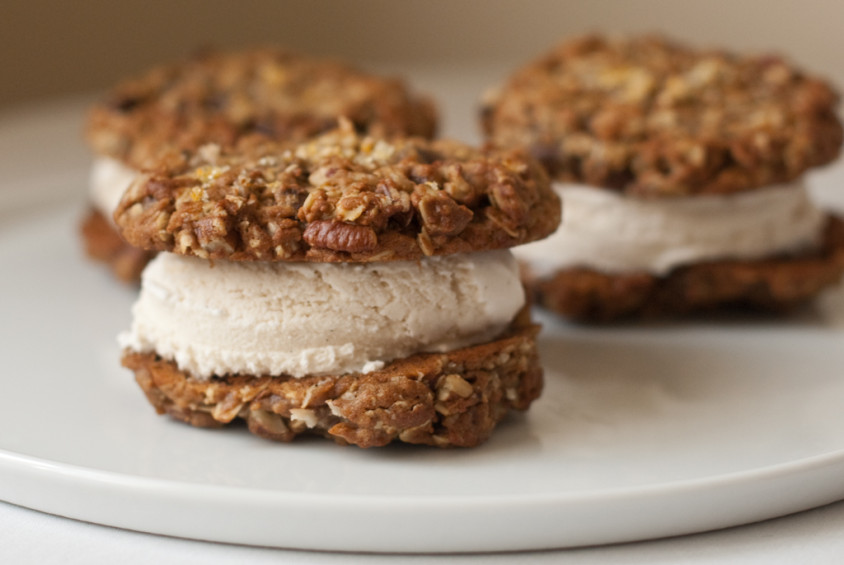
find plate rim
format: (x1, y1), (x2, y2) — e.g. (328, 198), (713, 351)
(4, 442), (844, 552)
(5, 444), (844, 506)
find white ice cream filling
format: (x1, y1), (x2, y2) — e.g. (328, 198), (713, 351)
(119, 250), (525, 379)
(514, 180), (826, 277)
(89, 157), (138, 222)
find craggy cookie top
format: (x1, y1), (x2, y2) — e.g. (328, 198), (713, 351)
(87, 48), (437, 170)
(481, 35), (842, 197)
(114, 123), (560, 262)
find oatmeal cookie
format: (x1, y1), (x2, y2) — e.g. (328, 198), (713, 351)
(87, 47), (437, 170)
(481, 35), (842, 197)
(79, 209), (154, 283)
(113, 124), (560, 262)
(82, 47), (438, 282)
(531, 215), (844, 321)
(123, 312), (542, 448)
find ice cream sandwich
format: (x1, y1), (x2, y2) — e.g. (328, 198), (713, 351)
(116, 124), (560, 447)
(481, 35), (844, 321)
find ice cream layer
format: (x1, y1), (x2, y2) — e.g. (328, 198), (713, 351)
(120, 250), (525, 379)
(515, 181), (825, 276)
(89, 157), (138, 221)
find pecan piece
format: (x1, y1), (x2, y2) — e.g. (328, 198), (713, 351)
(297, 189), (334, 223)
(417, 193), (473, 237)
(303, 220), (378, 253)
(488, 177), (529, 226)
(193, 215), (236, 255)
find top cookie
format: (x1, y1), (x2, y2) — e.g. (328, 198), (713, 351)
(87, 47), (437, 170)
(481, 35), (842, 197)
(113, 122), (560, 262)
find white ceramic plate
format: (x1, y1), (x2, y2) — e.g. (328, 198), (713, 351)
(3, 182), (844, 553)
(3, 102), (844, 553)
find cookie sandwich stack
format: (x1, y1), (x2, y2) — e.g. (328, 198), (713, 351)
(114, 123), (560, 447)
(81, 48), (437, 282)
(482, 35), (844, 321)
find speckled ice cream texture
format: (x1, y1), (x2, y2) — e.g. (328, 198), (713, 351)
(515, 180), (825, 276)
(119, 249), (525, 378)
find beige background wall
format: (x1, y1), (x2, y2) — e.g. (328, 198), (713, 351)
(3, 0), (844, 108)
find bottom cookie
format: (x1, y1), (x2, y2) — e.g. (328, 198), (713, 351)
(531, 216), (844, 322)
(122, 313), (542, 448)
(80, 208), (153, 283)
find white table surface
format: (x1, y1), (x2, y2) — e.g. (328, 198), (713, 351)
(4, 498), (844, 564)
(2, 66), (844, 564)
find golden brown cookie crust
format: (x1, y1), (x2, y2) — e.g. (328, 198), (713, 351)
(87, 47), (437, 170)
(123, 313), (542, 448)
(80, 208), (153, 283)
(113, 125), (560, 262)
(528, 216), (844, 321)
(482, 35), (843, 197)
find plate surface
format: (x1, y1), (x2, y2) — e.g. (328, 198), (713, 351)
(3, 106), (844, 552)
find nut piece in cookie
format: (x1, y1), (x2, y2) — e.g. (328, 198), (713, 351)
(483, 35), (844, 321)
(81, 46), (439, 282)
